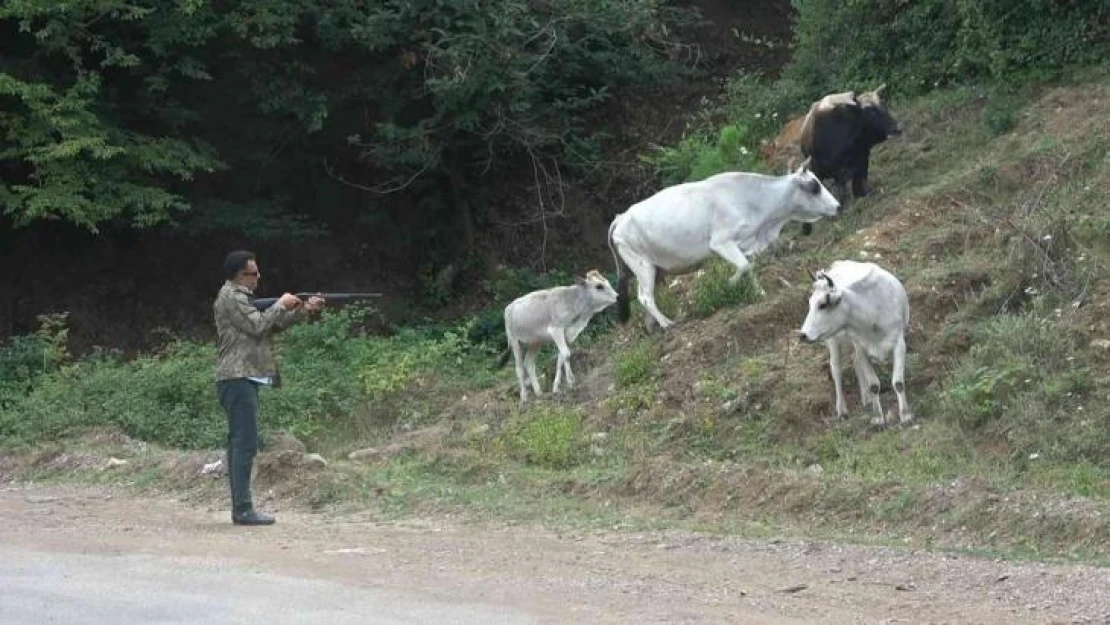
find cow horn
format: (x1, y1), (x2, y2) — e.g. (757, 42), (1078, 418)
(823, 274), (835, 289)
(798, 156), (812, 172)
(874, 83), (886, 95)
(806, 267), (817, 281)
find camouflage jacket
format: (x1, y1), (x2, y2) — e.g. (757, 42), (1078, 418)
(213, 281), (307, 384)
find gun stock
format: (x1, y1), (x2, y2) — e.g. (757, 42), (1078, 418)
(250, 292), (382, 312)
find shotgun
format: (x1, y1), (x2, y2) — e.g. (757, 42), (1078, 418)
(250, 292), (382, 312)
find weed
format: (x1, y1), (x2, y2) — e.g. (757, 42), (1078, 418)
(692, 260), (763, 318)
(502, 405), (585, 469)
(614, 340), (659, 387)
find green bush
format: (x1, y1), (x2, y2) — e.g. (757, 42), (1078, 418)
(0, 308), (497, 449)
(643, 122), (766, 188)
(0, 313), (71, 407)
(0, 341), (223, 449)
(784, 0), (1109, 98)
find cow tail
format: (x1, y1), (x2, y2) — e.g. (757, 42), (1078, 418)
(608, 216), (631, 324)
(494, 307), (515, 370)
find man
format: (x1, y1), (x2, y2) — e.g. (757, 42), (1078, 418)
(213, 250), (324, 526)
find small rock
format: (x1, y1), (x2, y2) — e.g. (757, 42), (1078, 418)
(807, 463), (824, 476)
(104, 457), (128, 469)
(589, 432), (609, 443)
(778, 584), (807, 593)
(200, 459), (224, 475)
(264, 431), (307, 454)
(347, 443), (410, 462)
(1090, 339), (1110, 351)
(348, 447), (383, 461)
(302, 453), (328, 469)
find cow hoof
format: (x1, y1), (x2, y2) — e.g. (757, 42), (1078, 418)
(899, 412), (915, 425)
(869, 416), (888, 428)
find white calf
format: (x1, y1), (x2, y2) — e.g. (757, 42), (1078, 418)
(608, 159), (840, 330)
(798, 260), (913, 426)
(503, 270), (619, 404)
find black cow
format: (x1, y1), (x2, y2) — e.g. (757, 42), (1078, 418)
(799, 84), (902, 204)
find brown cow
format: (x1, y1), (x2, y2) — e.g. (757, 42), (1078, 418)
(760, 113), (807, 173)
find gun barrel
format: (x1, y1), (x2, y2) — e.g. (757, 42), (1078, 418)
(250, 292), (382, 312)
(296, 292), (382, 299)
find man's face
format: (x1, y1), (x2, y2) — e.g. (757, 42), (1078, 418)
(237, 259), (260, 291)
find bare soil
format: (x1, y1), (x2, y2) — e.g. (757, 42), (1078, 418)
(3, 481), (1108, 624)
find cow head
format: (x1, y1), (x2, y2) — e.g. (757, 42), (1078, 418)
(857, 83), (902, 139)
(577, 269), (619, 311)
(799, 269), (847, 343)
(788, 157), (841, 221)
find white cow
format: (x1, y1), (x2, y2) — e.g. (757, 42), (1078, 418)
(798, 260), (913, 426)
(608, 159), (840, 330)
(502, 270), (619, 404)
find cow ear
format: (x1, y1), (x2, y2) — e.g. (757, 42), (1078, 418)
(575, 275), (586, 286)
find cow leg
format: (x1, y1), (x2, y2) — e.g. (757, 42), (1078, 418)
(524, 346), (543, 397)
(852, 344), (885, 426)
(551, 328), (575, 392)
(619, 247), (673, 330)
(851, 343), (871, 409)
(851, 156), (872, 198)
(835, 172), (854, 207)
(511, 338), (529, 404)
(892, 335), (914, 424)
(827, 337), (848, 419)
(709, 239), (765, 296)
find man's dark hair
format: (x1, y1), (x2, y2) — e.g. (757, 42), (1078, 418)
(223, 250), (256, 280)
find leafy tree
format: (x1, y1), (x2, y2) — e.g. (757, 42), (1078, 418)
(0, 2), (224, 231)
(1, 0), (698, 255)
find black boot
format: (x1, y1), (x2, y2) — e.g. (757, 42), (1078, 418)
(233, 509), (275, 525)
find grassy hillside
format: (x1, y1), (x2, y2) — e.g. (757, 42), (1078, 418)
(3, 66), (1108, 562)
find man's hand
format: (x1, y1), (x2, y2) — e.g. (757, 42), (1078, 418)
(278, 293), (302, 311)
(304, 295), (326, 314)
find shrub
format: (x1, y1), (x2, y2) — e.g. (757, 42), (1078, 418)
(0, 307), (497, 449)
(643, 122), (766, 188)
(0, 313), (71, 407)
(784, 0), (1109, 98)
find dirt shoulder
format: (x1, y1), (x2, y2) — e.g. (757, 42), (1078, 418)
(3, 482), (1107, 625)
